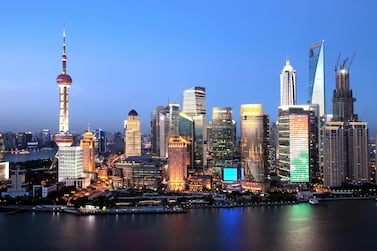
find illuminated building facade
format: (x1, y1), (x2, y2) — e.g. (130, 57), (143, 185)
(182, 87), (206, 172)
(309, 41), (325, 117)
(210, 107), (235, 168)
(124, 109), (142, 157)
(0, 162), (9, 181)
(278, 105), (319, 183)
(280, 59), (296, 106)
(80, 131), (96, 173)
(240, 104), (269, 183)
(58, 146), (83, 182)
(168, 136), (190, 191)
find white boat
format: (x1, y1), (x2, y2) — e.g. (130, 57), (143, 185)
(309, 197), (319, 205)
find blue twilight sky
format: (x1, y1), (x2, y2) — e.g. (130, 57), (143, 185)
(0, 0), (376, 136)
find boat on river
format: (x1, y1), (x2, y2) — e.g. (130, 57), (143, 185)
(309, 197), (320, 205)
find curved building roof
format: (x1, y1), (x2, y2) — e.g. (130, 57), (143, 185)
(128, 109), (138, 116)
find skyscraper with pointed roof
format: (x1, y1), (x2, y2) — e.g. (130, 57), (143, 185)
(280, 59), (296, 106)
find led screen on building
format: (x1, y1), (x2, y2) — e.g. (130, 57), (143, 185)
(289, 114), (309, 182)
(223, 167), (238, 181)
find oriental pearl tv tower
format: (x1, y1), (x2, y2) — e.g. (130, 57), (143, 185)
(54, 28), (73, 147)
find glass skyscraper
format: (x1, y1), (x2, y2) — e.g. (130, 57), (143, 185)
(240, 104), (269, 183)
(182, 87), (206, 172)
(210, 107), (235, 168)
(309, 41), (325, 117)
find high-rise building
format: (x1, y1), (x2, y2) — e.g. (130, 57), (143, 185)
(39, 129), (52, 148)
(168, 136), (189, 191)
(168, 103), (180, 137)
(346, 122), (369, 183)
(322, 122), (345, 187)
(240, 104), (269, 183)
(124, 109), (141, 157)
(332, 56), (357, 122)
(277, 105), (319, 183)
(210, 107), (235, 168)
(0, 133), (4, 161)
(58, 146), (84, 182)
(322, 56), (369, 187)
(80, 131), (96, 173)
(280, 59), (296, 106)
(182, 87), (206, 172)
(309, 41), (325, 117)
(95, 129), (107, 154)
(151, 106), (168, 157)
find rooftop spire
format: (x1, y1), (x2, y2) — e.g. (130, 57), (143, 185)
(62, 26), (67, 74)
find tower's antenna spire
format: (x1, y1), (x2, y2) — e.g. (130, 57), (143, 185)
(62, 25), (67, 74)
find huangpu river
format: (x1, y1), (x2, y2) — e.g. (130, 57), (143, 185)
(4, 148), (57, 163)
(1, 199), (376, 250)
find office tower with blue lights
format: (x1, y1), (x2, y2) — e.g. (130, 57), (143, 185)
(124, 109), (142, 157)
(210, 107), (235, 169)
(95, 129), (107, 154)
(182, 87), (207, 173)
(309, 41), (325, 117)
(280, 59), (296, 106)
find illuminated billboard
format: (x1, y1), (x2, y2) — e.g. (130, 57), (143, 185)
(289, 114), (309, 182)
(223, 167), (238, 181)
(222, 167), (245, 181)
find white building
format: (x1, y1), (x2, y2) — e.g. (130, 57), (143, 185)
(58, 146), (83, 182)
(280, 59), (296, 106)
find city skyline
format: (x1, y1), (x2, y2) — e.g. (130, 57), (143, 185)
(1, 1), (377, 135)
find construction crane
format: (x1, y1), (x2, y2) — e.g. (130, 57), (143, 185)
(334, 53), (341, 72)
(348, 52), (356, 70)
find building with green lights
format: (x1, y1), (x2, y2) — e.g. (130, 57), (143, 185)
(277, 105), (319, 183)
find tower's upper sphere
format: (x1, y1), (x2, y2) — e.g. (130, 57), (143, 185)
(56, 74), (72, 85)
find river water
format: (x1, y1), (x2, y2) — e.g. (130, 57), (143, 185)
(0, 199), (376, 251)
(4, 149), (57, 163)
